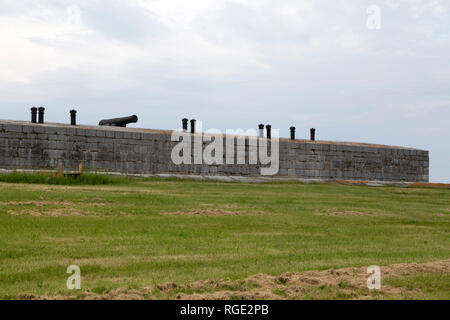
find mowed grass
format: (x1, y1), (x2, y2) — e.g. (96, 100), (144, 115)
(0, 171), (132, 185)
(0, 175), (449, 299)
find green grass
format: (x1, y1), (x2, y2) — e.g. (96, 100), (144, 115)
(384, 273), (450, 299)
(0, 174), (448, 299)
(0, 171), (132, 185)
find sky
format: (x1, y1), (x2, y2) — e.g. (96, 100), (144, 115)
(0, 0), (449, 182)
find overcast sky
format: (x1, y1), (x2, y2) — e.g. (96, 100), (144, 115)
(1, 0), (449, 182)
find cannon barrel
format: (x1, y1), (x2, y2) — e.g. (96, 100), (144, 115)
(99, 115), (138, 127)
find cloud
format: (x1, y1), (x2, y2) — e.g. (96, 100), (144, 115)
(410, 0), (447, 18)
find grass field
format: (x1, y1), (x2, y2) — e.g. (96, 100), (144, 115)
(0, 173), (449, 299)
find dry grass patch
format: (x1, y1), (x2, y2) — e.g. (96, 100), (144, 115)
(3, 200), (105, 216)
(150, 259), (450, 300)
(8, 208), (98, 217)
(31, 260), (450, 300)
(164, 209), (265, 216)
(315, 208), (374, 216)
(164, 203), (265, 216)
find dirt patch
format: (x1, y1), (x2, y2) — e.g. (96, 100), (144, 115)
(3, 200), (106, 207)
(159, 259), (450, 300)
(3, 200), (74, 207)
(315, 209), (373, 216)
(199, 203), (243, 209)
(84, 288), (145, 300)
(164, 203), (264, 216)
(18, 293), (37, 300)
(32, 259), (450, 300)
(164, 209), (265, 216)
(8, 208), (98, 217)
(3, 200), (103, 216)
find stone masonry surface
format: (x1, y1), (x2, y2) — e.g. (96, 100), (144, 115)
(0, 119), (429, 182)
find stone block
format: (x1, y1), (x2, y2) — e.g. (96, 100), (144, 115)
(4, 123), (23, 133)
(96, 130), (106, 138)
(105, 130), (115, 138)
(65, 127), (76, 135)
(114, 131), (124, 139)
(85, 129), (97, 137)
(76, 128), (86, 136)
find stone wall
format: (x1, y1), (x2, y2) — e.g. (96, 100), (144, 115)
(0, 120), (429, 182)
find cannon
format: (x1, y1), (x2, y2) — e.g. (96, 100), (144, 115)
(99, 115), (138, 127)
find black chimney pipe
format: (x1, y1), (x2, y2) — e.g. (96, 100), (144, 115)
(290, 126), (296, 140)
(182, 118), (188, 132)
(31, 107), (37, 123)
(190, 119), (196, 134)
(266, 125), (271, 139)
(310, 128), (316, 141)
(38, 107), (45, 124)
(258, 124), (264, 138)
(70, 110), (77, 126)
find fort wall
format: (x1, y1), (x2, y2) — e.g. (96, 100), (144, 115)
(0, 120), (429, 182)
